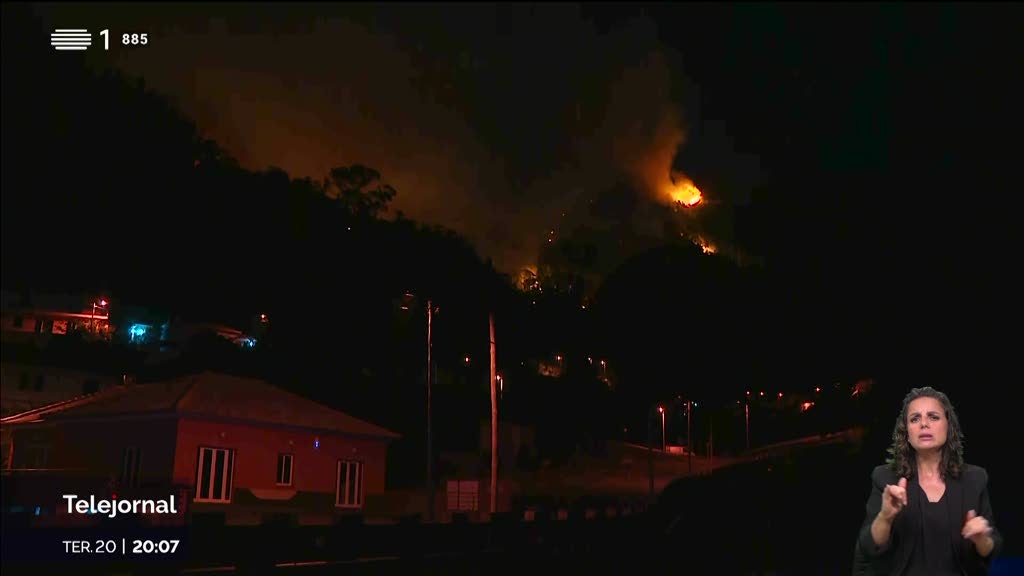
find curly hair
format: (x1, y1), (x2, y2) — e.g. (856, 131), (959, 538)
(886, 387), (965, 479)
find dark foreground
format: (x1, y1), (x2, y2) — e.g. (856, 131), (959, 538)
(4, 440), (1020, 575)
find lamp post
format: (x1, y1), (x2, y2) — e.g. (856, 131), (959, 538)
(687, 400), (693, 473)
(745, 391), (751, 451)
(91, 298), (108, 334)
(647, 402), (667, 500)
(658, 406), (666, 451)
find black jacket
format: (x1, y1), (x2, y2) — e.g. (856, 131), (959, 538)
(858, 464), (1003, 575)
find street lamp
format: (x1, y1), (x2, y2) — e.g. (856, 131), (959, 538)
(91, 298), (108, 333)
(658, 406), (666, 451)
(685, 399), (693, 473)
(745, 395), (751, 451)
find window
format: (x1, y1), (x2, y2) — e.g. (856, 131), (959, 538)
(335, 460), (363, 508)
(194, 447), (234, 503)
(24, 443), (50, 468)
(276, 453), (293, 486)
(121, 447), (142, 488)
(446, 479), (480, 512)
(52, 320), (68, 335)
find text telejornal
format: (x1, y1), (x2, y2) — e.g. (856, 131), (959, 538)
(63, 494), (178, 518)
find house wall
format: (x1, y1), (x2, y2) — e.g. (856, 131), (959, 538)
(9, 417), (179, 483)
(175, 418), (390, 524)
(5, 417), (184, 526)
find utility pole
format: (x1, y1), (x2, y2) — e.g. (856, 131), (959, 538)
(687, 400), (692, 474)
(745, 400), (750, 451)
(426, 299), (433, 521)
(489, 312), (498, 515)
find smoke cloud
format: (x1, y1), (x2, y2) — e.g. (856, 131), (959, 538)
(36, 4), (733, 273)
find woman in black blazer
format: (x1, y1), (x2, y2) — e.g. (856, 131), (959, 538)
(858, 387), (1002, 575)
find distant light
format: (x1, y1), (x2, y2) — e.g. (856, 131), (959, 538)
(34, 506), (41, 516)
(746, 390), (751, 396)
(314, 439), (320, 449)
(556, 355), (562, 362)
(815, 387), (821, 393)
(600, 360), (606, 366)
(98, 299), (108, 307)
(464, 356), (470, 365)
(759, 391), (764, 397)
(128, 324), (147, 342)
(658, 406), (664, 413)
(801, 401), (815, 411)
(778, 392), (783, 398)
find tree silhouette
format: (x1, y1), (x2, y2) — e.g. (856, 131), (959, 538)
(325, 164), (397, 220)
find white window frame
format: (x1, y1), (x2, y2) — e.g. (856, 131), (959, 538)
(276, 453), (293, 486)
(194, 446), (235, 503)
(121, 446), (142, 488)
(335, 460), (364, 508)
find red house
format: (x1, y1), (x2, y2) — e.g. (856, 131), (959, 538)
(1, 371), (399, 525)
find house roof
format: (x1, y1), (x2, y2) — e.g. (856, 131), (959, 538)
(0, 371), (400, 440)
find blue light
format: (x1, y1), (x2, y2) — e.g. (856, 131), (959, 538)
(128, 324), (148, 342)
(314, 439), (320, 448)
(34, 506), (41, 516)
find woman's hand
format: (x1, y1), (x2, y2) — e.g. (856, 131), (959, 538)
(962, 510), (995, 556)
(879, 477), (908, 521)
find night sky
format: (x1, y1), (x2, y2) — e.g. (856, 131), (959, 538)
(5, 3), (1022, 381)
(17, 4), (1016, 277)
(23, 3), (769, 273)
